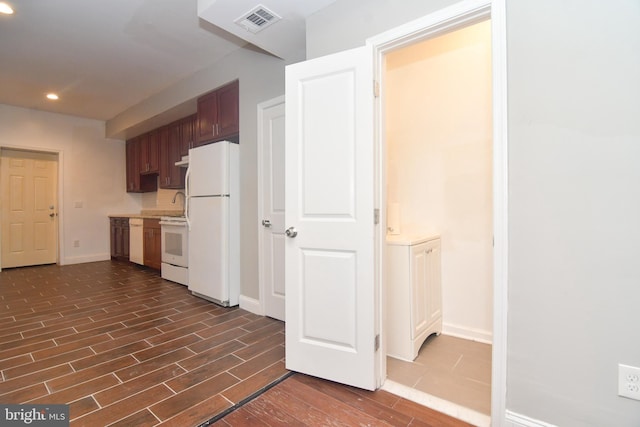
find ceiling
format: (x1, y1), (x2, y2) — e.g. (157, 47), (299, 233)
(0, 0), (335, 122)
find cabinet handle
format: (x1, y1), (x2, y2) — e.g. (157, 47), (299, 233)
(212, 124), (216, 137)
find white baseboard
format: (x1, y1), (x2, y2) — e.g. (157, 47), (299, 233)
(239, 294), (263, 316)
(505, 410), (557, 427)
(442, 322), (493, 344)
(61, 253), (110, 265)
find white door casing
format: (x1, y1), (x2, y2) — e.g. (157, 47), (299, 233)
(258, 96), (286, 321)
(1, 149), (58, 268)
(369, 0), (508, 422)
(285, 46), (378, 390)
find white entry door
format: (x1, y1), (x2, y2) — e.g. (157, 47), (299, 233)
(1, 149), (58, 268)
(258, 96), (286, 321)
(285, 46), (378, 390)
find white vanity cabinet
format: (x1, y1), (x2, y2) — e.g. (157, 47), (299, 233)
(386, 234), (442, 361)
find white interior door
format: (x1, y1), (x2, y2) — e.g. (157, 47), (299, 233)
(1, 149), (58, 268)
(258, 96), (286, 321)
(285, 46), (378, 390)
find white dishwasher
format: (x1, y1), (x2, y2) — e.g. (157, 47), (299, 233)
(129, 218), (144, 265)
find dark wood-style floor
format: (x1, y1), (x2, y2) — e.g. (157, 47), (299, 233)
(0, 261), (472, 426)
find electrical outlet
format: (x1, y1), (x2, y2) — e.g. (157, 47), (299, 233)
(73, 240), (80, 248)
(618, 364), (640, 400)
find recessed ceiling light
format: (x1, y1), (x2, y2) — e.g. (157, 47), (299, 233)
(0, 2), (14, 14)
(46, 93), (59, 101)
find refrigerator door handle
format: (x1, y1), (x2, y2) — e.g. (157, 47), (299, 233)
(185, 165), (191, 231)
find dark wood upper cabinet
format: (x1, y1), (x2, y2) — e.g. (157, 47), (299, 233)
(160, 124), (186, 189)
(180, 114), (197, 157)
(140, 131), (160, 174)
(125, 80), (238, 192)
(196, 80), (239, 146)
(126, 137), (156, 193)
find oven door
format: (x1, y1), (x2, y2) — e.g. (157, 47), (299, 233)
(160, 221), (188, 267)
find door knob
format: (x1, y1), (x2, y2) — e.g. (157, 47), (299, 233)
(49, 213), (55, 218)
(261, 219), (271, 228)
(285, 227), (297, 238)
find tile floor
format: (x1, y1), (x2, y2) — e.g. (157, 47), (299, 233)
(386, 333), (492, 415)
(1, 260), (489, 426)
(0, 261), (287, 426)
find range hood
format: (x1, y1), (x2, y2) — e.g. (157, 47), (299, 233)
(175, 155), (189, 167)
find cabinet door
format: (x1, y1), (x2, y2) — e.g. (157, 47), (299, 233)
(125, 139), (141, 192)
(160, 125), (185, 189)
(216, 80), (239, 140)
(110, 218), (129, 260)
(138, 133), (150, 173)
(126, 137), (157, 193)
(196, 91), (217, 145)
(410, 239), (442, 339)
(122, 223), (130, 259)
(143, 219), (161, 270)
(110, 219), (118, 258)
(141, 131), (160, 174)
(180, 114), (196, 156)
(195, 80), (239, 146)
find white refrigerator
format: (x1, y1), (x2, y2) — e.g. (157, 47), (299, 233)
(185, 141), (240, 306)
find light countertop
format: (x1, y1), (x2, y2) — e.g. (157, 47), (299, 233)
(386, 232), (440, 246)
(108, 209), (183, 219)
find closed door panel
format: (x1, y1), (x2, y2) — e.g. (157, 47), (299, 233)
(1, 149), (58, 268)
(259, 97), (286, 321)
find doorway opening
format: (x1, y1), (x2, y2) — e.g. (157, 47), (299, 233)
(0, 148), (60, 270)
(379, 16), (494, 427)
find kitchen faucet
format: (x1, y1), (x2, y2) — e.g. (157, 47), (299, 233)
(172, 191), (185, 204)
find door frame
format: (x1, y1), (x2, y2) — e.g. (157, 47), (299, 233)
(0, 145), (64, 271)
(257, 95), (286, 318)
(368, 0), (508, 423)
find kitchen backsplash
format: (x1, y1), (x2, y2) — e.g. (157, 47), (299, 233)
(141, 188), (185, 212)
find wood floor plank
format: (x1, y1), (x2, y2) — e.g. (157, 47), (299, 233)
(214, 407), (271, 427)
(109, 409), (160, 427)
(0, 383), (49, 404)
(71, 384), (173, 426)
(29, 374), (121, 405)
(237, 388), (308, 427)
(220, 360), (288, 405)
(94, 363), (186, 407)
(166, 354), (243, 393)
(276, 376), (392, 426)
(177, 339), (246, 372)
(228, 345), (285, 380)
(290, 374), (413, 427)
(149, 372), (238, 421)
(156, 394), (233, 427)
(47, 355), (138, 392)
(232, 331), (284, 361)
(114, 348), (194, 381)
(1, 364), (74, 394)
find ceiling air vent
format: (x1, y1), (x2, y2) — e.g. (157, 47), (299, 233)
(235, 5), (281, 34)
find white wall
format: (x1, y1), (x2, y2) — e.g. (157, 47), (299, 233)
(507, 1), (640, 425)
(0, 104), (140, 265)
(106, 47), (286, 300)
(385, 20), (493, 341)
